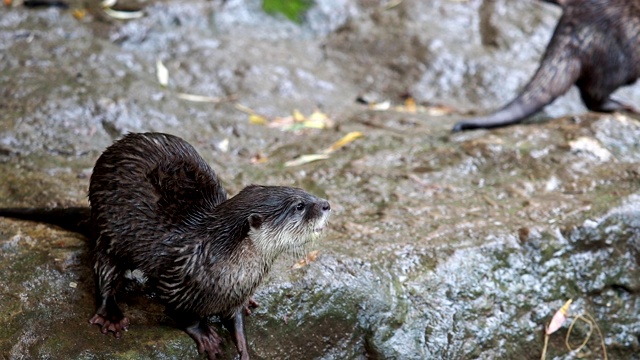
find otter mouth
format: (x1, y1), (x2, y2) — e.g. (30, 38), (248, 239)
(313, 215), (330, 233)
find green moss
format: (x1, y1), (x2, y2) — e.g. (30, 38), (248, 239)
(262, 0), (313, 23)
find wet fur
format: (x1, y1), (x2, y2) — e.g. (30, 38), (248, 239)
(89, 133), (330, 359)
(0, 207), (92, 238)
(1, 133), (331, 360)
(453, 0), (640, 131)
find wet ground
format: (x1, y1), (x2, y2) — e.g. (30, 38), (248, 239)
(1, 0), (640, 359)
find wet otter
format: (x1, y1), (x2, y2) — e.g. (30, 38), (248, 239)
(452, 0), (640, 131)
(1, 132), (331, 360)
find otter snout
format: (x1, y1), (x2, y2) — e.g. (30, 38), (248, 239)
(320, 199), (331, 212)
(313, 199), (331, 233)
(314, 198), (331, 218)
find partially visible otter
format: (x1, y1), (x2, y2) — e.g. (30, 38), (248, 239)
(452, 0), (640, 131)
(0, 132), (331, 360)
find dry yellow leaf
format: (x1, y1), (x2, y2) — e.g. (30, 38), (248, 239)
(249, 114), (268, 125)
(324, 131), (363, 154)
(404, 97), (417, 113)
(308, 110), (328, 122)
(293, 109), (306, 122)
(72, 9), (87, 20)
(302, 119), (326, 129)
(309, 110), (334, 128)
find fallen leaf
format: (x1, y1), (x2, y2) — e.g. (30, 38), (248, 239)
(426, 104), (455, 116)
(100, 0), (116, 7)
(103, 7), (144, 20)
(306, 250), (319, 262)
(267, 116), (295, 128)
(156, 59), (169, 87)
(249, 114), (268, 125)
(324, 131), (363, 154)
(292, 250), (320, 269)
(177, 93), (224, 103)
(369, 100), (391, 111)
(251, 152), (268, 164)
(304, 110), (333, 129)
(364, 97), (456, 116)
(242, 107), (335, 132)
(234, 103), (256, 114)
(217, 138), (229, 153)
(293, 109), (305, 122)
(72, 9), (86, 20)
(403, 97), (417, 113)
(383, 0), (404, 10)
(546, 299), (572, 335)
(284, 154), (330, 167)
(302, 120), (325, 129)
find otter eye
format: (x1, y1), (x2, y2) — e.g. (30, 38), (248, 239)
(295, 202), (305, 211)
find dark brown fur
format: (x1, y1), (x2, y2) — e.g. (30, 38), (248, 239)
(0, 207), (92, 237)
(1, 133), (331, 360)
(453, 0), (640, 131)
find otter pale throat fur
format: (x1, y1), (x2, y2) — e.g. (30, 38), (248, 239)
(453, 0), (640, 131)
(2, 133), (331, 360)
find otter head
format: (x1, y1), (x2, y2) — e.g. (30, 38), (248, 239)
(238, 185), (331, 259)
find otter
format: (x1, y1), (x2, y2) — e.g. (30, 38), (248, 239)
(452, 0), (640, 131)
(0, 132), (331, 360)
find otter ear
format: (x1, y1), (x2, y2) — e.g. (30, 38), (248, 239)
(248, 214), (263, 230)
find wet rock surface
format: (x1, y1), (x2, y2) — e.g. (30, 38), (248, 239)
(1, 0), (640, 359)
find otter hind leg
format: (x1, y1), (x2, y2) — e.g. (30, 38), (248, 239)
(222, 310), (250, 360)
(89, 255), (129, 338)
(581, 90), (638, 114)
(178, 315), (224, 360)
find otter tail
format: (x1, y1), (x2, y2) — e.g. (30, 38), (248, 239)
(453, 36), (582, 131)
(0, 207), (93, 238)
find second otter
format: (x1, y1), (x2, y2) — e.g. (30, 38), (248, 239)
(88, 133), (331, 359)
(453, 0), (640, 131)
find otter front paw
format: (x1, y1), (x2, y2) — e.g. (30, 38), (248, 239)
(89, 313), (130, 338)
(244, 297), (260, 316)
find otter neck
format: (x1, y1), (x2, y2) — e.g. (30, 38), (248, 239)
(248, 227), (296, 266)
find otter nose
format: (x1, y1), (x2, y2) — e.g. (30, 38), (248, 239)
(320, 200), (331, 212)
